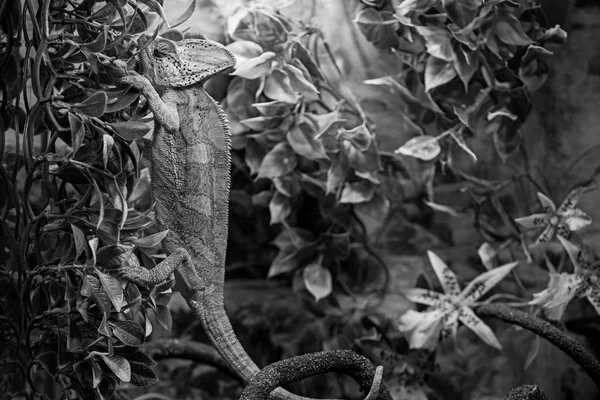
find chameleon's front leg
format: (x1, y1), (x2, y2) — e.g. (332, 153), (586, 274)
(120, 72), (180, 134)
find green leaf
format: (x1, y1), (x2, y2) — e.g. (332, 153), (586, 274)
(99, 354), (131, 383)
(73, 92), (107, 118)
(245, 138), (266, 175)
(109, 320), (145, 346)
(345, 139), (381, 172)
(226, 40), (264, 63)
(139, 0), (170, 27)
(96, 270), (124, 312)
(170, 0), (196, 28)
(395, 135), (440, 160)
(449, 130), (477, 162)
(80, 25), (108, 52)
(131, 230), (169, 248)
(327, 150), (350, 194)
(494, 10), (532, 46)
(108, 121), (152, 140)
(451, 42), (478, 90)
(257, 142), (297, 178)
(252, 9), (289, 47)
(340, 181), (375, 204)
(96, 244), (135, 270)
(283, 64), (319, 98)
(273, 174), (301, 197)
(252, 100), (291, 116)
(287, 122), (328, 160)
(89, 276), (111, 313)
(71, 224), (87, 259)
(153, 305), (173, 331)
(68, 112), (85, 153)
(129, 360), (159, 387)
(302, 259), (332, 301)
(353, 9), (399, 49)
(338, 123), (372, 151)
(240, 115), (285, 131)
(415, 26), (454, 61)
(231, 52), (276, 79)
(269, 191), (292, 224)
(263, 69), (299, 104)
(424, 56), (457, 92)
(397, 0), (438, 15)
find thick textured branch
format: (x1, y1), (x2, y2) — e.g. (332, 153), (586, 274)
(476, 303), (600, 388)
(143, 339), (241, 382)
(239, 350), (390, 400)
(503, 385), (548, 400)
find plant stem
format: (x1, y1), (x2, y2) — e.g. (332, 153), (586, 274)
(476, 303), (600, 388)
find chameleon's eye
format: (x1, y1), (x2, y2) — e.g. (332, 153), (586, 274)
(153, 48), (168, 58)
(154, 41), (173, 58)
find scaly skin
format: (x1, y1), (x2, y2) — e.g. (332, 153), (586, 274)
(119, 35), (352, 400)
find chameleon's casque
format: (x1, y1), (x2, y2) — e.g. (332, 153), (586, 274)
(120, 35), (346, 400)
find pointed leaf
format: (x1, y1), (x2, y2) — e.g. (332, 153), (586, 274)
(109, 320), (144, 346)
(231, 52), (276, 79)
(302, 260), (332, 301)
(269, 191), (292, 224)
(458, 306), (502, 349)
(108, 120), (152, 140)
(96, 270), (124, 312)
(494, 10), (532, 46)
(353, 9), (399, 49)
(283, 64), (319, 97)
(99, 354), (131, 382)
(427, 250), (461, 297)
(425, 56), (457, 92)
(131, 230), (169, 248)
(263, 69), (299, 104)
(257, 142), (297, 178)
(287, 122), (328, 160)
(415, 26), (453, 61)
(340, 181), (375, 204)
(73, 92), (107, 118)
(327, 151), (350, 194)
(395, 135), (440, 161)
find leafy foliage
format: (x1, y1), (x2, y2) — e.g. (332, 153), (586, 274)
(357, 0), (566, 160)
(0, 0), (199, 398)
(223, 6), (388, 299)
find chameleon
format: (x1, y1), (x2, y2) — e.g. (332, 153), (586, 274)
(118, 35), (384, 400)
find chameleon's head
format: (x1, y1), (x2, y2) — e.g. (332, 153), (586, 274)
(137, 34), (236, 88)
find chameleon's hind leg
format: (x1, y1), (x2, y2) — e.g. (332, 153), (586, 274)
(119, 247), (201, 292)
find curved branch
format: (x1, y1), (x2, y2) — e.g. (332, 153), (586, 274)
(143, 338), (242, 382)
(239, 350), (391, 400)
(476, 303), (600, 388)
(503, 385), (548, 400)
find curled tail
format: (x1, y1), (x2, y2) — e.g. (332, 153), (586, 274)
(188, 292), (347, 400)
